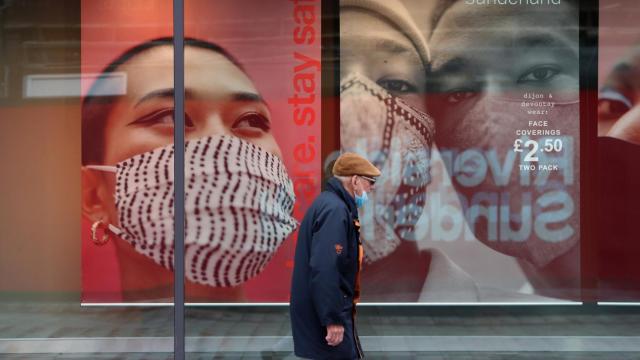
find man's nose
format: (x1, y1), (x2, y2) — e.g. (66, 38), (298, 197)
(485, 73), (520, 96)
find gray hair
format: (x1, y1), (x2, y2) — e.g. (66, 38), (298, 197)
(335, 175), (354, 183)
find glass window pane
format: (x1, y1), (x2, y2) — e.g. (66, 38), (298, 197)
(81, 0), (177, 304)
(1, 0), (175, 357)
(181, 0), (322, 357)
(597, 0), (640, 302)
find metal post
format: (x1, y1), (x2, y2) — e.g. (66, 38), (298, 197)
(173, 0), (185, 358)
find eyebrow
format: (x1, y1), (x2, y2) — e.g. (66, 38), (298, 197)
(232, 91), (271, 114)
(431, 32), (576, 74)
(513, 32), (576, 53)
(135, 89), (265, 108)
(135, 88), (193, 108)
(373, 37), (416, 55)
(346, 34), (420, 60)
(434, 57), (471, 74)
(231, 92), (264, 103)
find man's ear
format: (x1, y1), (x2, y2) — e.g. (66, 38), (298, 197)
(351, 175), (358, 186)
(350, 175), (361, 194)
(81, 167), (114, 224)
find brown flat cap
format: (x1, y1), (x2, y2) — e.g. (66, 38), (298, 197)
(332, 152), (381, 177)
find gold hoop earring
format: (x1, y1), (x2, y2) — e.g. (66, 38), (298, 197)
(91, 219), (110, 246)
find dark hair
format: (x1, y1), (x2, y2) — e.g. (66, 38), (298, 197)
(429, 0), (578, 38)
(81, 37), (243, 165)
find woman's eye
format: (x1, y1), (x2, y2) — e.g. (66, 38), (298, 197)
(377, 79), (418, 94)
(446, 89), (476, 104)
(132, 109), (194, 128)
(517, 66), (560, 84)
(232, 113), (271, 132)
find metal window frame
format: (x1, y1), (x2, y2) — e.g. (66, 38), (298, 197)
(173, 0), (186, 359)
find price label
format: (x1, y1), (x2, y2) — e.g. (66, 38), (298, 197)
(513, 139), (563, 162)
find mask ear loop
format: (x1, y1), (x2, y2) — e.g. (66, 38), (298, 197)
(85, 165), (117, 173)
(90, 220), (126, 246)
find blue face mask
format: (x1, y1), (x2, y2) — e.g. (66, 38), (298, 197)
(355, 190), (368, 208)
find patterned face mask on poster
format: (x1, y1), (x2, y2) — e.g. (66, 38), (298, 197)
(86, 135), (298, 287)
(340, 73), (435, 263)
(442, 94), (580, 268)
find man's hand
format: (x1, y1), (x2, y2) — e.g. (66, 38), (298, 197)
(325, 324), (344, 346)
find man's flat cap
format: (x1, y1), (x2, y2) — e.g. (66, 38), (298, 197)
(332, 152), (381, 177)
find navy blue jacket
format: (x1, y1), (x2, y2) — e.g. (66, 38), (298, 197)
(290, 177), (363, 359)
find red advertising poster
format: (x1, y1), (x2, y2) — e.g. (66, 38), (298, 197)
(81, 0), (322, 302)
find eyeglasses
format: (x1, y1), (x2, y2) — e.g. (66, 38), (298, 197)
(359, 175), (376, 185)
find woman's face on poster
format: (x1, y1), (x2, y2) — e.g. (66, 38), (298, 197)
(94, 45), (282, 224)
(102, 45), (281, 167)
(340, 8), (427, 111)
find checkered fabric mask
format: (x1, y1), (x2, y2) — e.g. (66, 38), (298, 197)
(87, 135), (297, 287)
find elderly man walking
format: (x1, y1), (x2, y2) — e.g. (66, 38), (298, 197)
(290, 152), (380, 359)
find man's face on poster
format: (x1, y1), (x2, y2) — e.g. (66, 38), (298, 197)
(427, 1), (580, 268)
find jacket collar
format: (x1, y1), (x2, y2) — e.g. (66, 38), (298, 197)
(326, 177), (358, 218)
